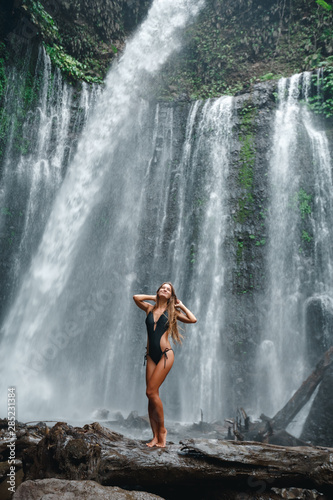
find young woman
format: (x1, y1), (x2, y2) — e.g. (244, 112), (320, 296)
(133, 282), (197, 448)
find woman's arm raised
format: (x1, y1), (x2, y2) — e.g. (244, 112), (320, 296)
(133, 294), (156, 313)
(176, 300), (197, 324)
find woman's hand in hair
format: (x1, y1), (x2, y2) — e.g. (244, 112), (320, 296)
(175, 300), (197, 324)
(175, 299), (183, 308)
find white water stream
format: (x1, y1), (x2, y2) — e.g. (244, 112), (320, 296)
(257, 73), (333, 425)
(0, 0), (206, 421)
(0, 5), (332, 435)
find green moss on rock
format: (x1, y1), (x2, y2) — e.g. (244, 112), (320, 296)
(157, 0), (333, 100)
(1, 0), (152, 85)
(235, 101), (256, 224)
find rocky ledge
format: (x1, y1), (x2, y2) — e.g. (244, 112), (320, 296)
(0, 419), (332, 499)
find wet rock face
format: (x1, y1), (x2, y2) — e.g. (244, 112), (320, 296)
(12, 479), (330, 500)
(55, 0), (153, 46)
(271, 488), (327, 500)
(221, 81), (277, 413)
(1, 0), (153, 83)
(306, 297), (333, 366)
(302, 296), (333, 447)
(13, 478), (164, 500)
(50, 0), (150, 79)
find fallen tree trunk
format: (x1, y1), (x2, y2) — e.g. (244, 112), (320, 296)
(271, 346), (333, 430)
(21, 421), (333, 497)
(225, 347), (333, 445)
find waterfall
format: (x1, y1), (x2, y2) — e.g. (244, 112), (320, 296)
(257, 72), (333, 420)
(0, 46), (97, 318)
(0, 0), (205, 421)
(173, 97), (233, 422)
(302, 70), (333, 367)
(123, 97), (234, 423)
(1, 2), (332, 432)
(257, 74), (306, 415)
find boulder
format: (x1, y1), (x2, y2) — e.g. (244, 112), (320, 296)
(13, 478), (163, 499)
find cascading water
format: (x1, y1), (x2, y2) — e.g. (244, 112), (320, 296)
(256, 74), (307, 416)
(302, 70), (333, 370)
(0, 0), (206, 421)
(1, 2), (332, 435)
(126, 97), (234, 423)
(171, 97), (234, 422)
(0, 45), (97, 319)
(257, 72), (333, 422)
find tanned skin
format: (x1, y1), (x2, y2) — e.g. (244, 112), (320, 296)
(133, 283), (197, 447)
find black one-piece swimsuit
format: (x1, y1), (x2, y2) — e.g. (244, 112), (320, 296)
(145, 310), (173, 367)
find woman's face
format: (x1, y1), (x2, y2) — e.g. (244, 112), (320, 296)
(158, 283), (172, 300)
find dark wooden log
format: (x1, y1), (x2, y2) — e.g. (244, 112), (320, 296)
(223, 349), (333, 445)
(20, 421), (333, 497)
(271, 346), (333, 430)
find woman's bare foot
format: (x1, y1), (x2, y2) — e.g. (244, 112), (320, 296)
(156, 428), (167, 448)
(146, 436), (158, 447)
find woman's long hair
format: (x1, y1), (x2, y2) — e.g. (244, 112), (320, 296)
(154, 282), (183, 344)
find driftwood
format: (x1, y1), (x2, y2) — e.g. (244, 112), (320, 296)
(271, 346), (333, 430)
(226, 347), (333, 444)
(18, 421), (333, 497)
(1, 419), (333, 498)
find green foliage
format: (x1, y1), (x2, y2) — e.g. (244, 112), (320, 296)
(0, 43), (9, 159)
(156, 0), (333, 99)
(17, 0), (332, 94)
(22, 0), (103, 84)
(1, 207), (24, 217)
(0, 56), (45, 160)
(23, 0), (61, 42)
(1, 207), (12, 216)
(316, 0), (332, 11)
(302, 230), (313, 242)
(0, 207), (24, 246)
(259, 208), (268, 219)
(236, 239), (244, 263)
(0, 60), (6, 101)
(239, 135), (255, 188)
(308, 64), (333, 118)
(0, 112), (8, 159)
(0, 42), (8, 103)
(295, 188), (313, 219)
(235, 102), (256, 224)
(259, 73), (274, 81)
(291, 188), (313, 251)
(45, 44), (103, 84)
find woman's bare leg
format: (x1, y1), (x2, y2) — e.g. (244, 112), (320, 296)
(147, 400), (158, 447)
(146, 351), (174, 447)
(146, 357), (159, 447)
